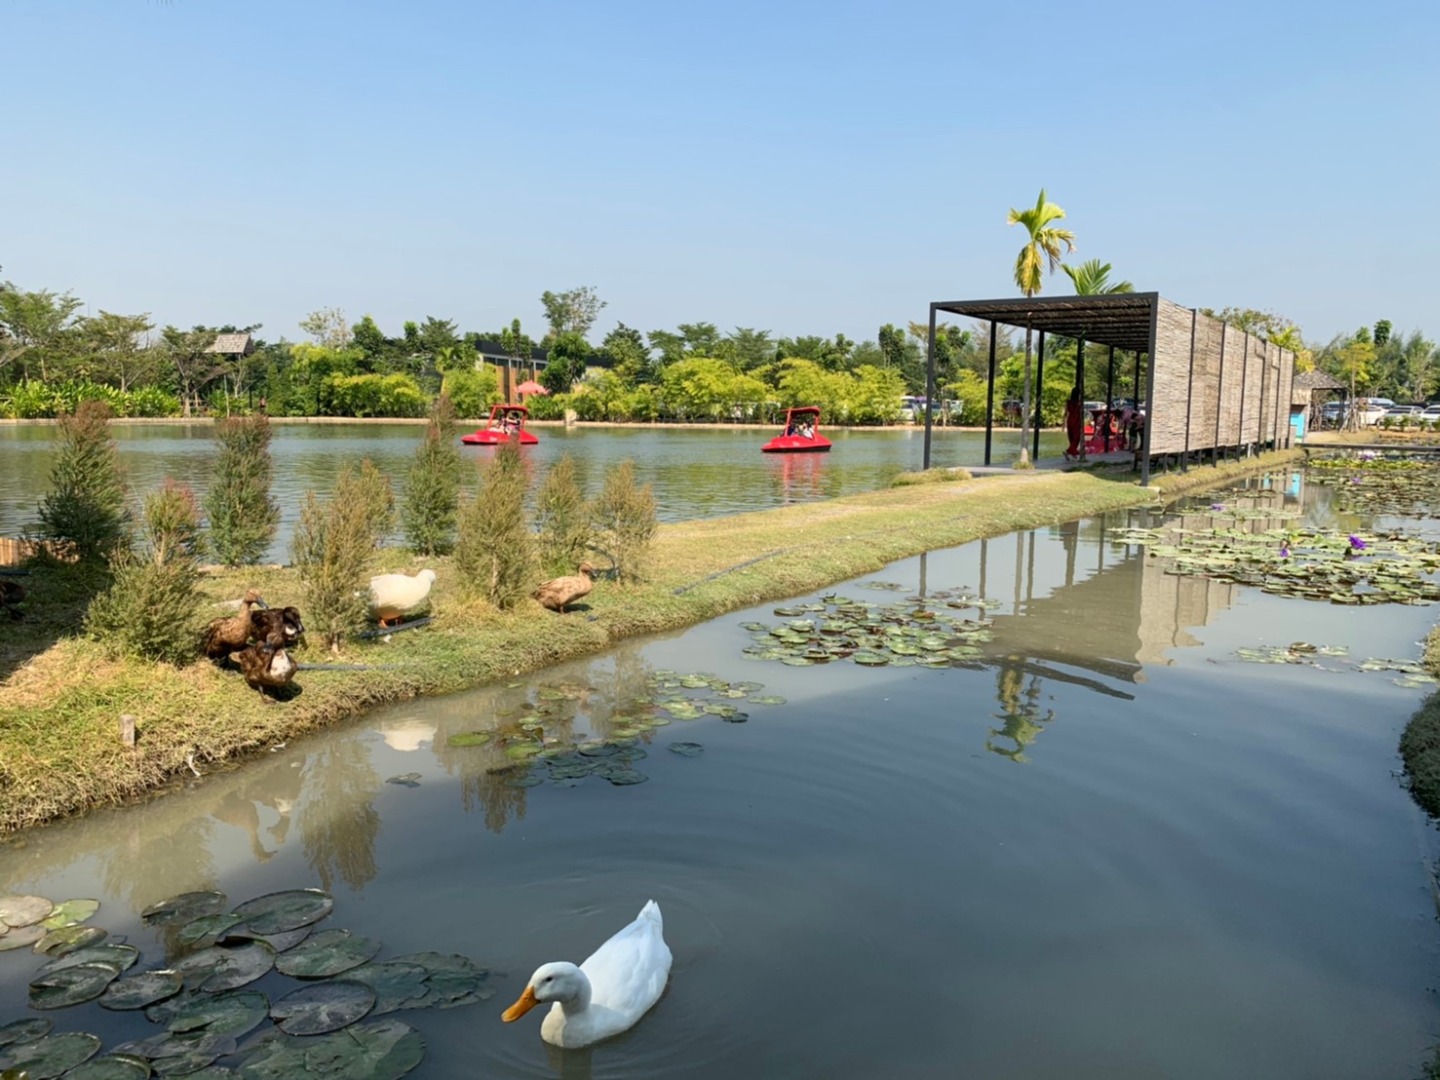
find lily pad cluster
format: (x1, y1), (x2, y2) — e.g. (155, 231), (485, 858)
(1115, 521), (1440, 605)
(1233, 643), (1438, 688)
(738, 589), (996, 668)
(442, 672), (789, 789)
(1307, 455), (1440, 519)
(0, 887), (495, 1080)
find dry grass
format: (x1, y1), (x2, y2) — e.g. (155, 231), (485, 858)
(0, 458), (1284, 832)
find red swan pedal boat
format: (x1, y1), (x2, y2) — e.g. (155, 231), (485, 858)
(762, 406), (831, 453)
(461, 404), (539, 445)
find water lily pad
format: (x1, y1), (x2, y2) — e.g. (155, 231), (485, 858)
(179, 913), (249, 949)
(504, 742), (542, 761)
(238, 1018), (423, 1080)
(29, 962), (120, 1008)
(598, 766), (648, 786)
(0, 924), (45, 951)
(64, 1055), (154, 1080)
(35, 924), (108, 956)
(780, 656), (814, 666)
(747, 695), (786, 706)
(342, 962), (430, 1014)
(0, 1032), (101, 1079)
(40, 899), (100, 929)
(738, 621), (768, 631)
(390, 952), (493, 1009)
(232, 889), (333, 935)
(173, 941), (276, 993)
(39, 942), (138, 976)
(271, 980), (375, 1036)
(384, 774), (422, 788)
(221, 924), (313, 954)
(445, 732), (491, 747)
(0, 1019), (52, 1047)
(659, 701), (702, 720)
(115, 1031), (235, 1076)
(668, 742), (704, 757)
(546, 762), (595, 781)
(504, 772), (542, 788)
(576, 741), (619, 758)
(165, 990), (270, 1038)
(852, 652), (890, 666)
(0, 895), (54, 929)
(274, 929), (382, 978)
(143, 892), (227, 927)
(101, 968), (184, 1011)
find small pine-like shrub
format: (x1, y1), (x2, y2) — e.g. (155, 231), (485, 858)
(36, 400), (129, 563)
(590, 459), (656, 583)
(403, 395), (462, 556)
(293, 465), (381, 652)
(535, 453), (592, 575)
(85, 480), (206, 663)
(205, 414), (280, 566)
(454, 440), (535, 609)
(354, 458), (396, 548)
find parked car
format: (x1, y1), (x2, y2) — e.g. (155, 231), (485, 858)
(1384, 405), (1423, 418)
(1355, 397), (1397, 425)
(1422, 404), (1440, 419)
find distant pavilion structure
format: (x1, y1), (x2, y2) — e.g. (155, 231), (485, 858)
(920, 293), (1298, 486)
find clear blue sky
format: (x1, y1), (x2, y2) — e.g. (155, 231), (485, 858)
(2, 0), (1435, 348)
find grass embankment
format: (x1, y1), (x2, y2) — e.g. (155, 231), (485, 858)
(1398, 626), (1440, 819)
(0, 453), (1294, 833)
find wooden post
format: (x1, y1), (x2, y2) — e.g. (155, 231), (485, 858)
(120, 714), (136, 748)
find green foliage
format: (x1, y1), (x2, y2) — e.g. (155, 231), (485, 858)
(1062, 258), (1133, 295)
(85, 480), (205, 663)
(440, 364), (500, 419)
(535, 454), (592, 575)
(205, 414), (279, 566)
(320, 372), (427, 417)
(454, 441), (535, 609)
(36, 400), (129, 563)
(660, 358), (767, 420)
(541, 331), (591, 394)
(590, 459), (656, 584)
(403, 395), (463, 556)
(292, 465), (381, 652)
(0, 379), (179, 419)
(354, 458), (396, 547)
(1007, 189), (1076, 298)
(540, 286), (606, 339)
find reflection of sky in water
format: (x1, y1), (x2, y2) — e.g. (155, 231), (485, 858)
(3, 470), (1440, 1079)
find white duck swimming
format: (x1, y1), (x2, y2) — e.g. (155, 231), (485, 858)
(502, 900), (672, 1048)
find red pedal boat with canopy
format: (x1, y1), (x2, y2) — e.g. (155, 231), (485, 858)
(762, 406), (831, 453)
(461, 404), (539, 445)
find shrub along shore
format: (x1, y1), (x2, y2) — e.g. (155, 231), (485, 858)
(0, 452), (1298, 835)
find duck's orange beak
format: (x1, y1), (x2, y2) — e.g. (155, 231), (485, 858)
(502, 985), (540, 1022)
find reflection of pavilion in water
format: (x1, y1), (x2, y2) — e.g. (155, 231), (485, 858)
(965, 495), (1293, 760)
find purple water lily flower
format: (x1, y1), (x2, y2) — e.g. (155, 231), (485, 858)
(1349, 535), (1367, 551)
(1209, 503), (1225, 511)
(1278, 545), (1291, 558)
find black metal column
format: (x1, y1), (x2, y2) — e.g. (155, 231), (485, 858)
(983, 320), (997, 466)
(1104, 345), (1116, 452)
(922, 303), (937, 470)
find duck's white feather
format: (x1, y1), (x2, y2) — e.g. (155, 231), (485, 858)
(516, 900), (672, 1048)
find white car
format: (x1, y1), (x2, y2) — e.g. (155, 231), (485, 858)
(1355, 398), (1396, 425)
(1422, 404), (1440, 419)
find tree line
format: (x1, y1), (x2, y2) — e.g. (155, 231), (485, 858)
(2, 260), (1434, 428)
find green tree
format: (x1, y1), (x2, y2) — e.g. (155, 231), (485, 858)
(0, 281), (83, 383)
(541, 331), (591, 393)
(36, 400), (129, 563)
(455, 440), (535, 609)
(535, 454), (593, 575)
(403, 394), (463, 556)
(1006, 188), (1076, 465)
(499, 318), (535, 373)
(540, 286), (606, 340)
(600, 323), (652, 384)
(85, 480), (205, 664)
(205, 414), (280, 566)
(159, 325), (223, 417)
(293, 464), (381, 653)
(590, 459), (656, 584)
(720, 327), (774, 371)
(1061, 259), (1133, 295)
(299, 307), (353, 349)
(76, 310), (158, 391)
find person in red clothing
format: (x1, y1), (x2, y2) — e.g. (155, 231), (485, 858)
(1063, 386), (1084, 460)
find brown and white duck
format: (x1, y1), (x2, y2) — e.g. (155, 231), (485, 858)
(533, 563), (597, 613)
(0, 579), (24, 620)
(234, 636), (297, 699)
(203, 589), (266, 660)
(250, 606), (305, 650)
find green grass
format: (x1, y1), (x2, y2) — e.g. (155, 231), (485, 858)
(0, 453), (1296, 833)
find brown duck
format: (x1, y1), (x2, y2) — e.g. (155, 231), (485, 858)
(234, 637), (297, 699)
(0, 579), (24, 620)
(250, 606), (305, 650)
(203, 589), (266, 660)
(533, 563), (597, 613)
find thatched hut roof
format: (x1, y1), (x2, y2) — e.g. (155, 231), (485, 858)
(1291, 370), (1345, 391)
(206, 332), (255, 356)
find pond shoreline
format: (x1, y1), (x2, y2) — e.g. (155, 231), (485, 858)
(0, 415), (1036, 433)
(0, 452), (1297, 834)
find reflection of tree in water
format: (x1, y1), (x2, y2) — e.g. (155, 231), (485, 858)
(986, 660), (1055, 764)
(460, 770), (529, 835)
(100, 815), (219, 916)
(298, 739), (381, 891)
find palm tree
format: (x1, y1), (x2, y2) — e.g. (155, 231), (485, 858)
(1007, 189), (1076, 465)
(1062, 259), (1132, 296)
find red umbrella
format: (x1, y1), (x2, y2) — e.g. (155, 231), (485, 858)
(515, 380), (549, 395)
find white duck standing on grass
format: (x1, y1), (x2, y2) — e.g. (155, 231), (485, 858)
(502, 900), (672, 1048)
(368, 568), (436, 627)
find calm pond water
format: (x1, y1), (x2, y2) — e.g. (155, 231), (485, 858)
(3, 470), (1439, 1078)
(0, 422), (1065, 561)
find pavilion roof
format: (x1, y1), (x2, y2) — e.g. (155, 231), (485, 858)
(933, 292), (1159, 352)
